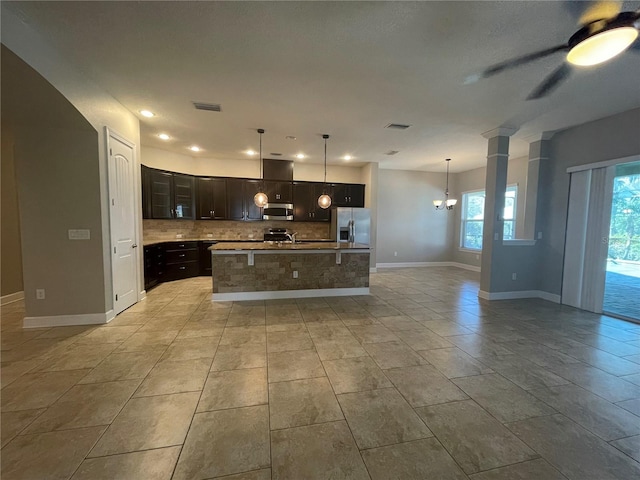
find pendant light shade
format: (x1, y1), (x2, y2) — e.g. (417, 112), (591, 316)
(254, 129), (268, 208)
(434, 158), (457, 210)
(318, 134), (332, 209)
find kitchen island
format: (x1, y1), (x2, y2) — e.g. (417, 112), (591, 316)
(208, 242), (370, 301)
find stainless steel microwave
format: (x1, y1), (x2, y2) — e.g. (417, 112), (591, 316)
(263, 203), (293, 221)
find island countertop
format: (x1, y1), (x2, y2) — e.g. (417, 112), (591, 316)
(209, 242), (369, 251)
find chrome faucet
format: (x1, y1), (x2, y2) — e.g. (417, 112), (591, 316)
(285, 232), (298, 243)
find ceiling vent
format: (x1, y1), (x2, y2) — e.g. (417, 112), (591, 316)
(193, 102), (222, 112)
(385, 123), (411, 130)
(270, 153), (283, 156)
(385, 150), (400, 156)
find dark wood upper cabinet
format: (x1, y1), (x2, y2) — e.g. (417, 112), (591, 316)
(293, 182), (330, 222)
(263, 159), (293, 181)
(331, 183), (365, 207)
(173, 174), (195, 219)
(141, 166), (195, 219)
(264, 180), (293, 204)
(196, 177), (227, 220)
(227, 178), (263, 221)
(142, 165), (364, 223)
(149, 169), (174, 219)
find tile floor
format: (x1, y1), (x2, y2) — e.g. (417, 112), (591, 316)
(1, 267), (640, 479)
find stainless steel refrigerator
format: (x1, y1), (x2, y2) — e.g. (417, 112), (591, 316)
(330, 207), (371, 245)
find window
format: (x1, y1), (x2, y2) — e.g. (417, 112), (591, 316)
(461, 186), (517, 250)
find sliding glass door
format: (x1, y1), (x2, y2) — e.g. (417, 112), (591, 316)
(603, 162), (640, 322)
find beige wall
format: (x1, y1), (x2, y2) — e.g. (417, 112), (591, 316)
(377, 169), (454, 264)
(452, 156), (529, 268)
(1, 127), (24, 297)
(2, 8), (141, 321)
(141, 146), (365, 184)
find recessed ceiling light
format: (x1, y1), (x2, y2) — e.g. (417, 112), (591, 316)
(158, 133), (170, 140)
(295, 153), (305, 159)
(189, 146), (201, 152)
(246, 150), (257, 156)
(344, 155), (352, 161)
(140, 110), (155, 118)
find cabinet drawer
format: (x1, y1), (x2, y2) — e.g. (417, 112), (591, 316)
(165, 249), (199, 264)
(165, 241), (198, 251)
(165, 261), (199, 279)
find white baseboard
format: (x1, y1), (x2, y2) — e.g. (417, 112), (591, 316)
(376, 261), (481, 272)
(23, 310), (114, 329)
(212, 287), (370, 302)
(1, 291), (24, 306)
(478, 290), (561, 303)
(376, 262), (451, 268)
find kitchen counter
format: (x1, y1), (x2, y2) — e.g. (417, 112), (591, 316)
(209, 242), (369, 251)
(209, 242), (370, 301)
(143, 238), (335, 247)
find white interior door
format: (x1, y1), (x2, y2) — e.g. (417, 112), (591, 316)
(108, 130), (138, 315)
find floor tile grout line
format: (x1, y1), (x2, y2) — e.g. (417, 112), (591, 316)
(312, 338), (372, 479)
(169, 339), (219, 480)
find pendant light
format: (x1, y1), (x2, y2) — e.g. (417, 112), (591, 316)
(318, 134), (332, 209)
(253, 128), (268, 208)
(433, 158), (457, 210)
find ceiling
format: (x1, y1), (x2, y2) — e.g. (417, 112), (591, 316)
(4, 1), (640, 172)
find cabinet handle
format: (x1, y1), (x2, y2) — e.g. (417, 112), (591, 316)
(179, 254), (185, 257)
(212, 210), (215, 217)
(179, 244), (185, 247)
(171, 208), (175, 217)
(179, 266), (186, 270)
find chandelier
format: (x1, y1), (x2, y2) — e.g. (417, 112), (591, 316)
(433, 158), (457, 210)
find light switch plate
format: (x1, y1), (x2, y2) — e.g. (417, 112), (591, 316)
(68, 229), (90, 240)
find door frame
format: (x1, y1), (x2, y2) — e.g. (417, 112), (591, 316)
(562, 154), (640, 313)
(105, 127), (143, 315)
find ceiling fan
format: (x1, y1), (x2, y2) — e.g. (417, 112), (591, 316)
(468, 1), (640, 100)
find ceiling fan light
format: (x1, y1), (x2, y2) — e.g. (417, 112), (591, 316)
(567, 27), (638, 66)
(446, 198), (458, 208)
(318, 194), (332, 209)
(433, 200), (444, 208)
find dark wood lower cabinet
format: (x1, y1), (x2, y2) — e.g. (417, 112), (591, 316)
(144, 240), (221, 291)
(143, 244), (165, 291)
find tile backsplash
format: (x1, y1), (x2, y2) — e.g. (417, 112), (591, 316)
(143, 220), (331, 242)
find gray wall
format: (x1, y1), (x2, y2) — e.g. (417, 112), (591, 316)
(452, 156), (529, 268)
(1, 126), (24, 297)
(3, 5), (141, 320)
(537, 108), (640, 296)
(377, 169), (453, 264)
(2, 47), (107, 316)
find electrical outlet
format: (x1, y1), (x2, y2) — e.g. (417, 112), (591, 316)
(512, 273), (517, 280)
(537, 231), (543, 239)
(494, 233), (499, 240)
(248, 234), (254, 239)
(36, 289), (45, 300)
(176, 233), (183, 239)
(293, 271), (299, 279)
(394, 251), (398, 257)
(476, 254), (480, 260)
(207, 233), (213, 238)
